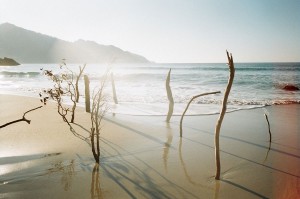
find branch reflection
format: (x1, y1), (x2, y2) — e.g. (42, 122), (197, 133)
(91, 163), (103, 199)
(47, 159), (75, 191)
(163, 123), (173, 173)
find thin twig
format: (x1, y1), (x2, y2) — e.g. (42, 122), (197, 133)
(75, 64), (86, 103)
(264, 113), (272, 142)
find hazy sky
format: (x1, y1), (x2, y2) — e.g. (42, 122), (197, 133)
(0, 0), (299, 63)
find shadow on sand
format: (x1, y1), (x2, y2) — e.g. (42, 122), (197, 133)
(99, 137), (200, 199)
(46, 159), (75, 191)
(67, 116), (275, 198)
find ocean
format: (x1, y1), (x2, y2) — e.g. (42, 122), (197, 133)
(0, 63), (299, 115)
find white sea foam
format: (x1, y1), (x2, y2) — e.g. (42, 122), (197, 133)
(1, 63), (299, 115)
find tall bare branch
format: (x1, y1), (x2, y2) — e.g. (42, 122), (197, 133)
(214, 50), (235, 180)
(90, 71), (109, 163)
(166, 69), (174, 122)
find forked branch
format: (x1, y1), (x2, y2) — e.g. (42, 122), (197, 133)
(90, 71), (109, 163)
(0, 106), (43, 128)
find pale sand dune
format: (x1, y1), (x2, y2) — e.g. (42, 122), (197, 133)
(0, 94), (299, 198)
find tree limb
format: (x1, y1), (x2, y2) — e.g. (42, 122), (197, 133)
(0, 106), (43, 129)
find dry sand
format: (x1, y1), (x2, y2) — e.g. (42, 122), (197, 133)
(0, 94), (299, 198)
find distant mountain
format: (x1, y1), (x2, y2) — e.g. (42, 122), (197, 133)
(0, 57), (20, 66)
(0, 23), (149, 63)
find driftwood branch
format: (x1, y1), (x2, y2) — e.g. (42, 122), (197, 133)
(75, 64), (86, 103)
(111, 73), (118, 104)
(84, 75), (91, 113)
(0, 106), (43, 128)
(264, 113), (272, 142)
(180, 91), (221, 137)
(214, 50), (235, 180)
(166, 69), (174, 122)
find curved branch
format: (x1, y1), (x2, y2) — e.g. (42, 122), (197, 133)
(180, 91), (221, 137)
(264, 113), (272, 142)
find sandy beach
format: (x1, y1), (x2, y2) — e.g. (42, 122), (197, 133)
(0, 94), (299, 198)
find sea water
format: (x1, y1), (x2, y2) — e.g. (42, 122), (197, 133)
(0, 63), (299, 115)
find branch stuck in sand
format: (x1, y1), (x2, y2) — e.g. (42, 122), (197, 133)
(75, 64), (86, 103)
(214, 51), (235, 180)
(0, 106), (43, 128)
(111, 72), (118, 104)
(263, 109), (272, 142)
(90, 71), (109, 163)
(180, 91), (220, 137)
(84, 75), (91, 113)
(166, 69), (174, 122)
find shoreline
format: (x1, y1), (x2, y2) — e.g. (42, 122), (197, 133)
(1, 92), (296, 117)
(0, 94), (299, 198)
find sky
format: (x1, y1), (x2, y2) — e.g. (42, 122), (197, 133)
(0, 0), (299, 63)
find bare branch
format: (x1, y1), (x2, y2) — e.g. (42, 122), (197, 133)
(111, 72), (118, 104)
(180, 91), (221, 137)
(75, 64), (86, 103)
(90, 70), (109, 163)
(264, 113), (272, 142)
(42, 62), (82, 123)
(0, 106), (43, 129)
(214, 50), (235, 180)
(166, 69), (174, 122)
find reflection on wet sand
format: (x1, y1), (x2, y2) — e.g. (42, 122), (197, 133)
(47, 159), (75, 191)
(100, 137), (199, 198)
(213, 181), (220, 199)
(263, 142), (272, 164)
(163, 123), (173, 173)
(91, 163), (103, 199)
(178, 138), (213, 192)
(179, 138), (198, 185)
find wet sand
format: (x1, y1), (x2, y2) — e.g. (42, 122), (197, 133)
(0, 94), (299, 198)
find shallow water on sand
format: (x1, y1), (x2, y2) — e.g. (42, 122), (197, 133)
(1, 95), (299, 198)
